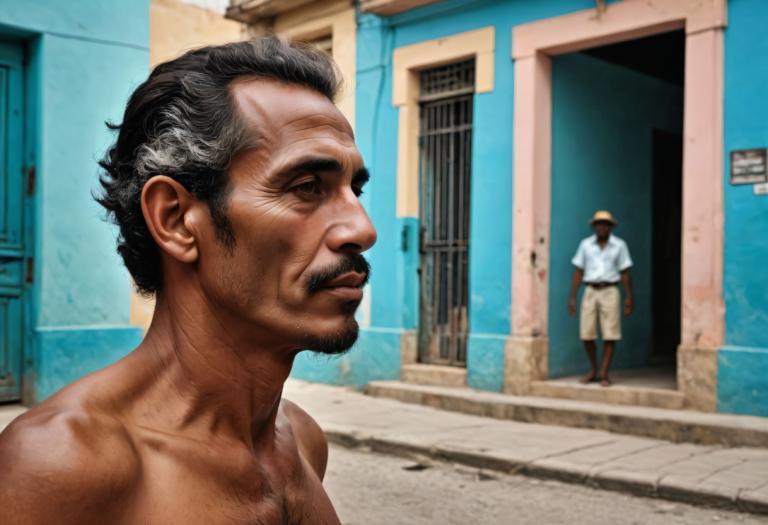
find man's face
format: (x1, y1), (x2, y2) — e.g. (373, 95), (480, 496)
(194, 79), (376, 355)
(593, 221), (613, 238)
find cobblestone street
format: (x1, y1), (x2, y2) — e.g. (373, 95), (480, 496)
(325, 445), (767, 525)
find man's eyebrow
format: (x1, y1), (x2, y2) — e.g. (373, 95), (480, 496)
(283, 158), (343, 176)
(281, 158), (370, 184)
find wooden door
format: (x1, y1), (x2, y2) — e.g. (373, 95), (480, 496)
(0, 41), (25, 401)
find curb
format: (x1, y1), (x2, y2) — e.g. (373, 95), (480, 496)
(323, 427), (768, 515)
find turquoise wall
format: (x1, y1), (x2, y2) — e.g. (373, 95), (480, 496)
(718, 0), (768, 416)
(0, 0), (148, 401)
(549, 53), (683, 377)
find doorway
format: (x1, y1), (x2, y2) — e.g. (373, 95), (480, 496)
(417, 59), (474, 367)
(547, 30), (685, 381)
(510, 1), (726, 406)
(0, 40), (26, 402)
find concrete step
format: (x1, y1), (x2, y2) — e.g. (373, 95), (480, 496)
(400, 363), (466, 387)
(529, 379), (686, 410)
(365, 381), (768, 448)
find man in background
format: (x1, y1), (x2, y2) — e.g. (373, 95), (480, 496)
(568, 211), (634, 387)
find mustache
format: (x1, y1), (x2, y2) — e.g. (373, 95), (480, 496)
(306, 254), (371, 295)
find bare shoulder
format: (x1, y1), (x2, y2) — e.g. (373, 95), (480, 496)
(281, 398), (328, 480)
(0, 400), (140, 524)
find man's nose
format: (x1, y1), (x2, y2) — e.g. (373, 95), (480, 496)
(326, 198), (377, 254)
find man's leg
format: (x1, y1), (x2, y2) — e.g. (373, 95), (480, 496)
(579, 287), (598, 383)
(598, 287), (621, 386)
(580, 340), (598, 383)
(599, 340), (615, 386)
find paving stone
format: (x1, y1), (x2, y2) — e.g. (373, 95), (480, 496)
(698, 459), (768, 492)
(591, 442), (714, 474)
(658, 478), (738, 508)
(739, 482), (768, 514)
(526, 457), (591, 483)
(543, 436), (663, 467)
(658, 447), (764, 491)
(590, 468), (659, 496)
(429, 442), (529, 474)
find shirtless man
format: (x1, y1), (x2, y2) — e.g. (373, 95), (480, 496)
(0, 38), (375, 524)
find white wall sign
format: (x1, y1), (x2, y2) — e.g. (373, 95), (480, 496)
(731, 148), (768, 184)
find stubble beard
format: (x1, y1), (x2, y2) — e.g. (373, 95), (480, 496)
(301, 309), (361, 355)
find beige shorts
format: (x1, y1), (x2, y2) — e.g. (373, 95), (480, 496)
(580, 285), (621, 341)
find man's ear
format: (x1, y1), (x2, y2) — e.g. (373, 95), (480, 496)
(141, 176), (200, 263)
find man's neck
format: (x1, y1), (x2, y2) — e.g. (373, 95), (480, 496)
(127, 290), (296, 448)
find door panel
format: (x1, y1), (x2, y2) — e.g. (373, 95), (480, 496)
(0, 295), (22, 400)
(0, 41), (25, 401)
(0, 256), (23, 287)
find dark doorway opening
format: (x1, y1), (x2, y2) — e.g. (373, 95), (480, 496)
(583, 30), (685, 87)
(650, 130), (682, 364)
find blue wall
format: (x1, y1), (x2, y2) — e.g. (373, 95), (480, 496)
(1, 0), (148, 401)
(549, 53), (683, 377)
(718, 0), (768, 415)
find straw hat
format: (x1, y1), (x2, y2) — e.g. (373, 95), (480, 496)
(590, 210), (617, 225)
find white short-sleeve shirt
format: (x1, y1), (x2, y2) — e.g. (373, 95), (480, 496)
(571, 234), (633, 283)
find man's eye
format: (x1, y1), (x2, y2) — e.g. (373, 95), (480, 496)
(293, 178), (321, 196)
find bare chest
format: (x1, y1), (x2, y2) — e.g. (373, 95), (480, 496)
(125, 440), (340, 525)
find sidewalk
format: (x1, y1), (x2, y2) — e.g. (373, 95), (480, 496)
(284, 379), (768, 515)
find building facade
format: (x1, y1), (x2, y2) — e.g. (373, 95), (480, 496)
(0, 1), (149, 403)
(229, 0), (767, 417)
